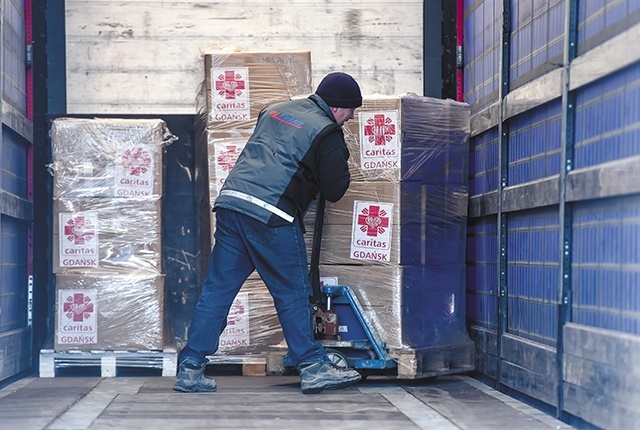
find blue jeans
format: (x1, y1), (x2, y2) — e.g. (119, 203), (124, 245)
(178, 208), (328, 369)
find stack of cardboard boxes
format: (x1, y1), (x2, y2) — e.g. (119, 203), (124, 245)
(50, 118), (172, 351)
(306, 94), (472, 359)
(197, 51), (313, 355)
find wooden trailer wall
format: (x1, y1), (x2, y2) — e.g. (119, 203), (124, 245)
(63, 0), (424, 115)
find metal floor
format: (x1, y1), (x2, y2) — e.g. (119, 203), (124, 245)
(0, 372), (574, 430)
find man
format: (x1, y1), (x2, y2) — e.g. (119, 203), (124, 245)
(174, 72), (363, 394)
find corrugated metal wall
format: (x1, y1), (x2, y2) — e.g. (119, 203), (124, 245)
(0, 0), (34, 382)
(464, 0), (640, 428)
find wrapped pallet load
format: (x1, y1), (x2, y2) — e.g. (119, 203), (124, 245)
(306, 94), (474, 377)
(49, 118), (175, 352)
(193, 51), (313, 357)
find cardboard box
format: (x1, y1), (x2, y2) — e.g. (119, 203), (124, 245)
(212, 274), (284, 356)
(54, 274), (166, 351)
(50, 118), (169, 198)
(318, 264), (469, 349)
(343, 94), (470, 184)
(53, 197), (162, 274)
(205, 128), (254, 206)
(201, 51), (312, 128)
(318, 265), (403, 348)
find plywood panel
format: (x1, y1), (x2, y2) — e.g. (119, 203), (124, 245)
(500, 361), (558, 407)
(65, 1), (424, 114)
(562, 323), (640, 429)
(0, 328), (31, 381)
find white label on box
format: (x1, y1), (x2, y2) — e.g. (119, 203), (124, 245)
(358, 111), (400, 171)
(59, 212), (99, 268)
(219, 292), (250, 349)
(114, 146), (156, 197)
(211, 67), (251, 122)
(214, 140), (247, 191)
(350, 201), (394, 262)
(57, 290), (98, 344)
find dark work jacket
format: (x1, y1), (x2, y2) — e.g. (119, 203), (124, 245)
(214, 94), (351, 226)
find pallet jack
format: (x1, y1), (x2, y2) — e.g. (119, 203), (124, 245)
(284, 195), (397, 377)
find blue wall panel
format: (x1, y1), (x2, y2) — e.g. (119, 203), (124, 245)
(506, 209), (560, 346)
(508, 99), (562, 185)
(0, 215), (28, 332)
(574, 61), (640, 169)
(469, 126), (500, 196)
(2, 127), (28, 198)
(509, 0), (564, 89)
(466, 216), (499, 329)
(572, 195), (640, 335)
(2, 0), (27, 115)
(464, 0), (501, 114)
(577, 0), (640, 55)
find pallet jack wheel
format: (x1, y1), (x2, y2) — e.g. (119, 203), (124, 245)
(325, 348), (349, 369)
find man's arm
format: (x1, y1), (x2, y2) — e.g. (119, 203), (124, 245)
(317, 129), (351, 202)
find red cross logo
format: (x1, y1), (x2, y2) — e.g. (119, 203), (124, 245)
(363, 114), (396, 146)
(63, 293), (94, 322)
(122, 148), (152, 176)
(357, 205), (389, 237)
(215, 70), (246, 99)
(217, 145), (242, 173)
(64, 216), (95, 245)
(227, 298), (245, 325)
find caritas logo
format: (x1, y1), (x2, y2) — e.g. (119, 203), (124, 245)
(122, 147), (152, 176)
(211, 67), (250, 122)
(359, 111), (400, 171)
(215, 70), (246, 99)
(226, 297), (245, 326)
(59, 212), (99, 268)
(57, 290), (98, 345)
(357, 205), (390, 236)
(350, 201), (394, 262)
(64, 215), (95, 245)
(363, 113), (396, 146)
(220, 293), (250, 349)
(64, 292), (95, 321)
(115, 146), (155, 197)
(215, 143), (245, 189)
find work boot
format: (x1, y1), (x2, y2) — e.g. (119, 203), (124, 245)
(173, 359), (217, 393)
(299, 362), (362, 394)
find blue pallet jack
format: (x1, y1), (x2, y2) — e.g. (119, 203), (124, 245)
(311, 284), (397, 376)
(284, 195), (397, 377)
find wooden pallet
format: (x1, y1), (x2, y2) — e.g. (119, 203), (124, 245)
(39, 349), (178, 378)
(266, 341), (476, 379)
(205, 354), (268, 376)
(388, 341), (476, 379)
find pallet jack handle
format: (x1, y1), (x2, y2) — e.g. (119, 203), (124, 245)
(309, 193), (325, 306)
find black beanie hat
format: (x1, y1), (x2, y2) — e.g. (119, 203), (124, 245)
(315, 72), (363, 108)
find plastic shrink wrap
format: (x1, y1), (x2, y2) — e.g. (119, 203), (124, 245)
(193, 50), (313, 356)
(54, 274), (166, 350)
(306, 95), (474, 374)
(49, 118), (175, 352)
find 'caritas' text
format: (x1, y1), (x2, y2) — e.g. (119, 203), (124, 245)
(364, 148), (397, 157)
(119, 178), (150, 186)
(355, 238), (387, 248)
(63, 324), (94, 332)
